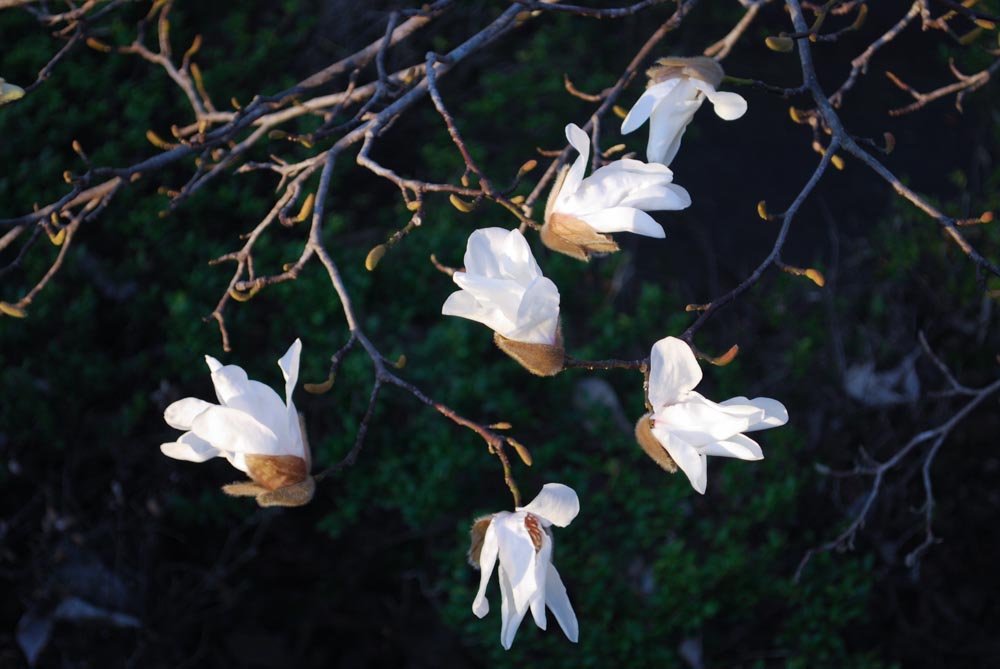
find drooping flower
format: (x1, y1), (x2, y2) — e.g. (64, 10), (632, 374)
(542, 123), (691, 261)
(442, 227), (564, 376)
(635, 336), (787, 494)
(621, 56), (748, 166)
(160, 339), (314, 507)
(469, 483), (580, 649)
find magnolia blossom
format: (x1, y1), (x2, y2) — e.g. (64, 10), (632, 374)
(471, 483), (580, 649)
(160, 339), (313, 505)
(441, 228), (565, 376)
(542, 122), (690, 260)
(639, 337), (787, 494)
(621, 57), (748, 166)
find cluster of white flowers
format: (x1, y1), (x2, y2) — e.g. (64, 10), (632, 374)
(159, 56), (784, 650)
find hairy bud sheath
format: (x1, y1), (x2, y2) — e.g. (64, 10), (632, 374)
(493, 325), (565, 377)
(646, 56), (724, 88)
(634, 412), (678, 473)
(468, 515), (494, 567)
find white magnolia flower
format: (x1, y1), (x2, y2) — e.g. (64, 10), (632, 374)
(621, 57), (748, 166)
(442, 227), (560, 345)
(642, 336), (787, 494)
(472, 483), (580, 649)
(542, 122), (690, 260)
(160, 339), (313, 504)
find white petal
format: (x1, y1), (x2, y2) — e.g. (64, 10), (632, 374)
(163, 397), (214, 431)
(653, 428), (708, 494)
(648, 336), (702, 408)
(561, 123), (591, 198)
(498, 562), (528, 649)
(209, 367), (292, 451)
(159, 431), (221, 463)
(620, 79), (680, 134)
(656, 395), (755, 445)
(190, 405), (280, 455)
(529, 536), (551, 631)
(721, 396), (788, 430)
(494, 513), (539, 616)
(617, 184), (692, 211)
(517, 483), (580, 527)
(278, 339), (304, 458)
(578, 207), (665, 238)
(204, 355), (223, 373)
(507, 277), (560, 345)
(464, 228), (510, 276)
(701, 85), (748, 121)
(473, 520), (499, 618)
(701, 432), (763, 460)
(545, 563), (579, 643)
(278, 339), (301, 407)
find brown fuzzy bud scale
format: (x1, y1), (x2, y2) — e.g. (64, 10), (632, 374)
(634, 412), (678, 473)
(493, 327), (565, 377)
(468, 515), (494, 567)
(541, 212), (620, 261)
(245, 454), (309, 490)
(646, 56), (724, 88)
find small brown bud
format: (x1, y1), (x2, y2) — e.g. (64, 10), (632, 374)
(612, 104), (628, 119)
(852, 4), (869, 30)
(86, 37), (112, 53)
(365, 244), (387, 270)
(303, 376), (335, 394)
(634, 413), (677, 473)
(765, 35), (795, 52)
(883, 132), (895, 154)
(805, 268), (826, 287)
(405, 200), (421, 211)
(449, 194), (476, 213)
(294, 192), (315, 223)
(0, 302), (28, 318)
(757, 200), (770, 220)
(507, 437), (533, 466)
(517, 159), (538, 177)
(980, 211), (994, 223)
(831, 154), (845, 171)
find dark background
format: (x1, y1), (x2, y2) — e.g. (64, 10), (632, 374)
(2, 1), (999, 667)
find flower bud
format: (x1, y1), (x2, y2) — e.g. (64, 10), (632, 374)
(765, 35), (795, 52)
(365, 244), (387, 270)
(634, 413), (677, 473)
(0, 301), (27, 318)
(493, 327), (565, 377)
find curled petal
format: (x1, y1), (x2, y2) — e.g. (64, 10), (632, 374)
(654, 429), (708, 494)
(561, 123), (591, 199)
(578, 207), (665, 238)
(164, 397), (214, 431)
(517, 483), (580, 527)
(649, 336), (703, 408)
(160, 432), (220, 463)
(701, 432), (764, 460)
(473, 520), (499, 618)
(695, 81), (748, 121)
(721, 396), (789, 431)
